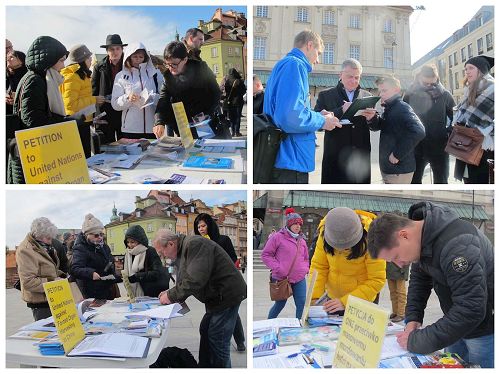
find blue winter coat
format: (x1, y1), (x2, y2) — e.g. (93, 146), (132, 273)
(263, 48), (325, 172)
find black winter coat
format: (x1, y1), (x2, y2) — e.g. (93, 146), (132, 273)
(70, 232), (116, 300)
(52, 238), (69, 275)
(314, 83), (373, 183)
(154, 60), (220, 135)
(369, 96), (425, 174)
(253, 91), (264, 115)
(6, 65), (28, 115)
(91, 55), (124, 143)
(124, 225), (170, 297)
(224, 77), (246, 108)
(8, 36), (68, 184)
(403, 83), (455, 156)
(405, 202), (494, 354)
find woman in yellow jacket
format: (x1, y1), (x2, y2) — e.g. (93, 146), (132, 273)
(310, 207), (386, 313)
(60, 44), (104, 157)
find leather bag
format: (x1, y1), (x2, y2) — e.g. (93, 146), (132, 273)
(269, 242), (300, 301)
(445, 124), (484, 166)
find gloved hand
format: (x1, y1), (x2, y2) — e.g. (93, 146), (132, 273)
(128, 274), (139, 283)
(114, 275), (123, 283)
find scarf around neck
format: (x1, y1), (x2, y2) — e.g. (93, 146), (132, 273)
(125, 244), (148, 297)
(46, 67), (66, 116)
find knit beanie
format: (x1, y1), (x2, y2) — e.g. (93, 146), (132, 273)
(285, 207), (303, 228)
(324, 207), (363, 249)
(465, 56), (494, 75)
(82, 213), (105, 235)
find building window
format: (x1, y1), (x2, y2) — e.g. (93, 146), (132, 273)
(350, 44), (360, 61)
(448, 55), (453, 68)
(147, 224), (153, 233)
(323, 43), (334, 64)
(108, 231), (112, 238)
(169, 224), (173, 231)
(477, 38), (484, 55)
(213, 64), (219, 74)
(384, 19), (393, 33)
(228, 47), (233, 56)
(384, 48), (393, 69)
(349, 14), (361, 29)
(486, 33), (493, 51)
(211, 47), (218, 58)
(254, 36), (266, 60)
(323, 10), (335, 25)
(296, 7), (309, 23)
(234, 47), (240, 56)
(454, 72), (459, 89)
(453, 52), (458, 66)
(256, 6), (268, 18)
(110, 243), (114, 251)
(467, 43), (473, 58)
(461, 47), (466, 62)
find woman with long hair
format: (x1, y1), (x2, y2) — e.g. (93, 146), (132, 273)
(310, 207), (386, 314)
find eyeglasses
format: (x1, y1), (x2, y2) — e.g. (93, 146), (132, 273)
(164, 59), (184, 69)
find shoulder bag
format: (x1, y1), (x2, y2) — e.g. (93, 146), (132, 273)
(269, 241), (300, 301)
(445, 123), (484, 166)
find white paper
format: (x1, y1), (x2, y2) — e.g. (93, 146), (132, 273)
(73, 104), (96, 118)
(19, 316), (57, 332)
(380, 335), (409, 360)
(111, 154), (144, 169)
(195, 138), (246, 148)
(308, 306), (328, 318)
(68, 333), (149, 358)
(254, 354), (309, 368)
(126, 303), (182, 320)
(87, 153), (128, 166)
(253, 318), (301, 332)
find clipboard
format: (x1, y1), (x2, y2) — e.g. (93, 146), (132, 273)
(340, 96), (380, 122)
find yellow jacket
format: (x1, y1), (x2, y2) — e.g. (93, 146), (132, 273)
(310, 210), (386, 307)
(60, 64), (96, 121)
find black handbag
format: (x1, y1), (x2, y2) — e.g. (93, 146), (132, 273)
(209, 111), (232, 139)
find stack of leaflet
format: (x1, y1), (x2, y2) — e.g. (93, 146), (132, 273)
(307, 306), (344, 327)
(253, 328), (278, 357)
(121, 318), (163, 338)
(125, 303), (184, 320)
(278, 325), (340, 346)
(37, 340), (65, 356)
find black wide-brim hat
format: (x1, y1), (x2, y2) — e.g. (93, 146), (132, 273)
(100, 34), (128, 48)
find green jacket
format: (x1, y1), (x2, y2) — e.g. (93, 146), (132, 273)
(167, 235), (247, 312)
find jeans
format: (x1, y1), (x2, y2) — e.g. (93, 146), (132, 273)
(270, 167), (309, 184)
(233, 314), (245, 345)
(199, 303), (240, 368)
(268, 278), (307, 319)
(412, 152), (449, 184)
(445, 334), (494, 368)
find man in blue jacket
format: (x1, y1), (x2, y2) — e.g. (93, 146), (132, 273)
(263, 30), (341, 184)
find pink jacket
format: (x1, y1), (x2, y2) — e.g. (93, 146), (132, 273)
(261, 228), (309, 284)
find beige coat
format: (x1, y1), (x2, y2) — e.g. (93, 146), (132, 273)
(16, 234), (64, 304)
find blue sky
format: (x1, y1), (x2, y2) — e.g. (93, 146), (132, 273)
(5, 190), (246, 249)
(6, 6), (246, 55)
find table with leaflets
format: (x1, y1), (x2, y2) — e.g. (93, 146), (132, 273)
(6, 299), (182, 368)
(87, 138), (247, 185)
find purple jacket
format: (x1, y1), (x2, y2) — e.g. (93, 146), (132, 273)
(261, 228), (309, 284)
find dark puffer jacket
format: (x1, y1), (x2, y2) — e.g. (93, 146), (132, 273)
(124, 225), (170, 297)
(154, 59), (220, 135)
(70, 232), (116, 300)
(8, 36), (68, 184)
(194, 213), (238, 263)
(405, 202), (494, 354)
(167, 235), (247, 313)
(369, 96), (425, 175)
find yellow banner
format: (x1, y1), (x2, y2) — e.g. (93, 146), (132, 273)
(300, 270), (317, 326)
(172, 102), (194, 149)
(15, 120), (90, 184)
(43, 279), (85, 354)
(333, 295), (389, 368)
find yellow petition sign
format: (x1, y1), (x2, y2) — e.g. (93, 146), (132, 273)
(172, 102), (194, 149)
(43, 279), (85, 354)
(300, 270), (317, 326)
(15, 120), (90, 184)
(333, 295), (389, 368)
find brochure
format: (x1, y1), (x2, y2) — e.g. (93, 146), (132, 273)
(67, 333), (151, 358)
(183, 156), (233, 169)
(278, 325), (340, 346)
(9, 330), (54, 340)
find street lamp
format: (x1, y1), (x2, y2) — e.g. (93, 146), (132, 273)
(391, 41), (397, 73)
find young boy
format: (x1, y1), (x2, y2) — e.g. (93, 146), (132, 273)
(363, 76), (425, 183)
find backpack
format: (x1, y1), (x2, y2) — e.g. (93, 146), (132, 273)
(253, 113), (287, 183)
(150, 347), (198, 368)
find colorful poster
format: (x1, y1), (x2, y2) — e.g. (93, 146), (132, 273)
(15, 121), (90, 184)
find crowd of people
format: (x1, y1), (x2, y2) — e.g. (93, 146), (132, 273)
(256, 29), (494, 184)
(5, 30), (247, 183)
(15, 212), (247, 368)
(260, 203), (494, 368)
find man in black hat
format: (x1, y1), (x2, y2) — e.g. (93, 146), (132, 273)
(91, 34), (128, 144)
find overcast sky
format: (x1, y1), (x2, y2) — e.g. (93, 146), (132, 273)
(6, 5), (246, 55)
(409, 3), (487, 63)
(5, 190), (246, 249)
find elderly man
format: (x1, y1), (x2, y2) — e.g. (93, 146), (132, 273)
(154, 229), (246, 368)
(315, 58), (374, 184)
(182, 28), (205, 61)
